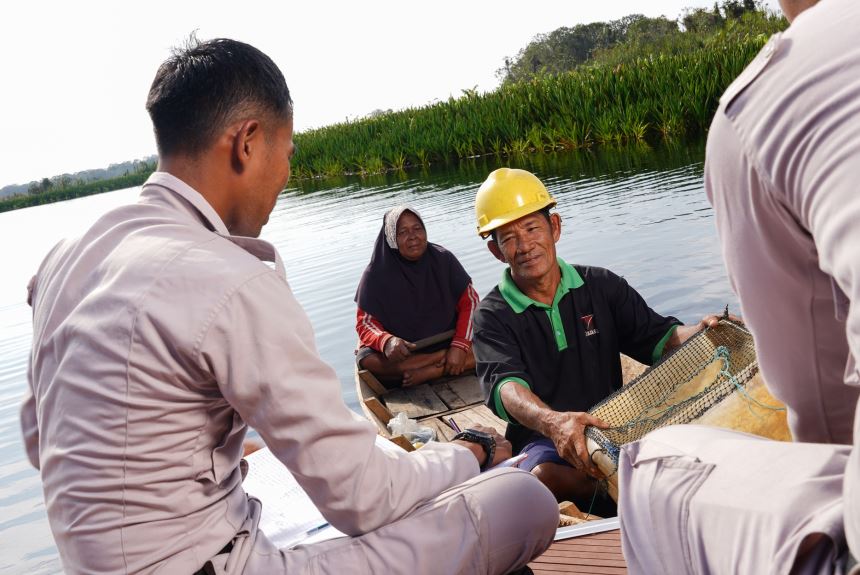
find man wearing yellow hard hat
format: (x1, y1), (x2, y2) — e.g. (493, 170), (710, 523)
(471, 167), (722, 513)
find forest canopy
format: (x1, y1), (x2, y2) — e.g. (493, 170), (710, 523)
(496, 0), (779, 84)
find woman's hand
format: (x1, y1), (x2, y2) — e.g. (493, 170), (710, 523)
(383, 336), (415, 363)
(444, 345), (468, 375)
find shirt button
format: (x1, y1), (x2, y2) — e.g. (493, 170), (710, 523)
(556, 330), (561, 335)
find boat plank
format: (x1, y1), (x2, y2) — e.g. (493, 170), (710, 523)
(549, 534), (621, 544)
(447, 405), (507, 436)
(529, 530), (627, 574)
(538, 551), (626, 565)
(423, 417), (458, 442)
(430, 375), (484, 408)
(531, 567), (626, 575)
(383, 384), (448, 419)
(556, 539), (621, 549)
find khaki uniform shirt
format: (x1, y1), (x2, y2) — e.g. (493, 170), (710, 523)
(705, 0), (860, 558)
(20, 172), (478, 574)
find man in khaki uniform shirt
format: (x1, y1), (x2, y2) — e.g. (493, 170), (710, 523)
(20, 38), (557, 574)
(618, 0), (859, 572)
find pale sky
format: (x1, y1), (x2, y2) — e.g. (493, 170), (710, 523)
(0, 0), (778, 187)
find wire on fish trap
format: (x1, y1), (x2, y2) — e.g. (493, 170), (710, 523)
(585, 319), (769, 465)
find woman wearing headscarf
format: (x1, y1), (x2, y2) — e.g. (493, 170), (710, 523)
(355, 206), (479, 387)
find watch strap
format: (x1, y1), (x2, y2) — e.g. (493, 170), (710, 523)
(453, 429), (496, 470)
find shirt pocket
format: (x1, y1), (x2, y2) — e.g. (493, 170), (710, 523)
(647, 457), (715, 575)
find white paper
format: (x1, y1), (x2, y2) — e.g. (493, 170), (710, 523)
(243, 435), (406, 549)
(242, 447), (332, 548)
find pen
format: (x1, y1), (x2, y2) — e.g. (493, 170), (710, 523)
(305, 522), (330, 537)
(448, 418), (461, 433)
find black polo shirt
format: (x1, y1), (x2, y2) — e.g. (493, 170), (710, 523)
(472, 258), (681, 451)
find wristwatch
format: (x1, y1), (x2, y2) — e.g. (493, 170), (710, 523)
(452, 429), (496, 471)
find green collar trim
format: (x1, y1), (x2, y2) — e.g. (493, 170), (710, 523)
(499, 257), (584, 314)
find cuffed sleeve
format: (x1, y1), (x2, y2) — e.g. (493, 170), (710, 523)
(453, 283), (479, 349)
(651, 325), (679, 363)
(472, 306), (531, 422)
(356, 307), (393, 353)
(492, 377), (531, 423)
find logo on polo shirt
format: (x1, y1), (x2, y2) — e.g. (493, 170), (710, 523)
(581, 314), (599, 337)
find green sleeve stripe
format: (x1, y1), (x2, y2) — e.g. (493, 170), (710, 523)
(652, 325), (679, 364)
(493, 377), (531, 423)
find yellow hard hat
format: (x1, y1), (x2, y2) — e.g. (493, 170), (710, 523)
(475, 168), (556, 238)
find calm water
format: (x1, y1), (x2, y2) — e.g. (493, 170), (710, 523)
(0, 140), (736, 573)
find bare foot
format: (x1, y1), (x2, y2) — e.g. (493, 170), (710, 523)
(401, 363), (445, 387)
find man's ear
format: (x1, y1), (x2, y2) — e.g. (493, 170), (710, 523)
(550, 212), (562, 243)
(487, 239), (507, 263)
(230, 119), (261, 174)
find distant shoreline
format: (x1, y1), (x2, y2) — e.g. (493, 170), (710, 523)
(1, 10), (786, 214)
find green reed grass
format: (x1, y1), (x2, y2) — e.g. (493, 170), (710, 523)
(292, 31), (773, 181)
(0, 15), (782, 212)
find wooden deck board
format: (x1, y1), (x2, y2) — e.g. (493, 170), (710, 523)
(422, 417), (457, 442)
(446, 405), (507, 436)
(382, 384), (448, 418)
(529, 530), (627, 574)
(430, 375), (484, 408)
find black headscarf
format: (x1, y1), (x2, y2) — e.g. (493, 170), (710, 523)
(355, 206), (471, 343)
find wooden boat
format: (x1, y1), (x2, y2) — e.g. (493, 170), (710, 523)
(355, 322), (790, 575)
(355, 344), (643, 573)
(355, 331), (649, 451)
(356, 366), (505, 449)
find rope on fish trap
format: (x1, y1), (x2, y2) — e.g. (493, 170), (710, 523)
(585, 318), (784, 465)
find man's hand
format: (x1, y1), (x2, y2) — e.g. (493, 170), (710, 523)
(444, 346), (468, 376)
(383, 337), (416, 363)
(669, 312), (744, 352)
(452, 424), (513, 468)
(548, 411), (609, 478)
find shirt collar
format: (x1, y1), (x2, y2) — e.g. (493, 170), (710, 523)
(499, 257), (584, 313)
(142, 171), (230, 236)
(140, 171), (288, 279)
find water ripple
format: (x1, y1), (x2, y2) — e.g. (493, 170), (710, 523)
(0, 142), (735, 573)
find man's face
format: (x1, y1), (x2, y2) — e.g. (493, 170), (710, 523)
(241, 116), (295, 237)
(490, 212), (561, 284)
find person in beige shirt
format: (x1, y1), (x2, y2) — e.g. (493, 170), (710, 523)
(20, 37), (557, 574)
(618, 0), (860, 572)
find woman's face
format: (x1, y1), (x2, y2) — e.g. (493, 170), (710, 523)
(396, 211), (428, 261)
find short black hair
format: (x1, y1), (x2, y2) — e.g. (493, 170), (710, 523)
(490, 206), (553, 243)
(145, 35), (293, 157)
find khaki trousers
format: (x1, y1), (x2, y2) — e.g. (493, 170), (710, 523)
(208, 467), (558, 574)
(618, 425), (853, 575)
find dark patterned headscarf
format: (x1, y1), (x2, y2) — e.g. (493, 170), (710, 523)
(355, 206), (471, 342)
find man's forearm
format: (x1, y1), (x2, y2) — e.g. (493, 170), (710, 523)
(664, 314), (731, 356)
(498, 380), (560, 437)
(664, 324), (696, 355)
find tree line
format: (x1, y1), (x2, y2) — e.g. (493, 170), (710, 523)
(0, 2), (785, 213)
(497, 0), (773, 84)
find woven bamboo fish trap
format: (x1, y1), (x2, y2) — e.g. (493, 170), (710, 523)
(585, 319), (791, 501)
